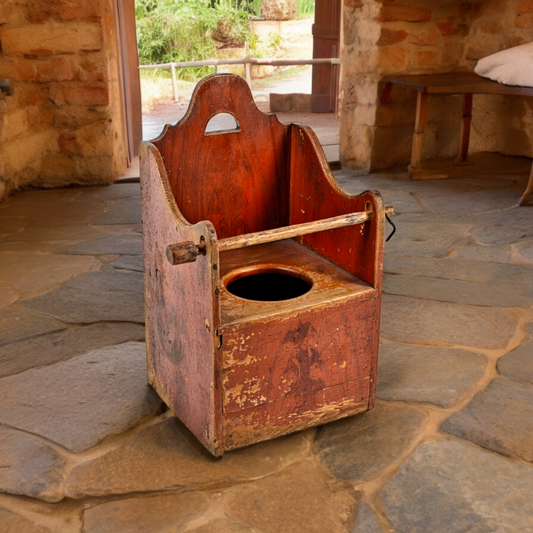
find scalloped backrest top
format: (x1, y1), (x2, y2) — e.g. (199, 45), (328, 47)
(151, 74), (291, 239)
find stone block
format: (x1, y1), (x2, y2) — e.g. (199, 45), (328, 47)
(380, 440), (533, 532)
(381, 294), (518, 350)
(0, 426), (68, 502)
(223, 461), (357, 533)
(0, 22), (103, 56)
(21, 269), (145, 324)
(2, 130), (58, 175)
(518, 0), (533, 14)
(377, 341), (486, 408)
(66, 417), (310, 498)
(413, 50), (440, 69)
(40, 155), (77, 179)
(0, 250), (96, 295)
(352, 502), (383, 533)
(378, 47), (409, 72)
(0, 342), (163, 452)
(314, 402), (427, 482)
(58, 234), (142, 255)
(84, 492), (210, 533)
(379, 5), (432, 23)
(436, 20), (457, 36)
(377, 28), (408, 47)
(498, 321), (533, 385)
(0, 507), (52, 533)
(0, 322), (145, 378)
(409, 28), (440, 46)
(51, 83), (109, 106)
(441, 378), (533, 462)
(0, 308), (65, 346)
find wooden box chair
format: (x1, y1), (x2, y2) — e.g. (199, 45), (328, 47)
(140, 74), (389, 457)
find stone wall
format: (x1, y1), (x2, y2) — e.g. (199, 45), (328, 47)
(0, 0), (127, 201)
(340, 0), (533, 171)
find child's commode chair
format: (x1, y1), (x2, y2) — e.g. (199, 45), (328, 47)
(140, 73), (390, 457)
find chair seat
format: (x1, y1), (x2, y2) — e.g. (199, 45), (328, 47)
(219, 239), (374, 327)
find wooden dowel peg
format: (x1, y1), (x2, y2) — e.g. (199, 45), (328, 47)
(166, 240), (206, 265)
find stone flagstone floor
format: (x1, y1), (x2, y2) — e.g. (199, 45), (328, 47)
(0, 153), (533, 532)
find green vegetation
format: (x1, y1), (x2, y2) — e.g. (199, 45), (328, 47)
(135, 0), (314, 81)
(296, 0), (314, 18)
(136, 0), (253, 80)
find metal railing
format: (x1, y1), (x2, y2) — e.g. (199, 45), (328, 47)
(139, 57), (340, 101)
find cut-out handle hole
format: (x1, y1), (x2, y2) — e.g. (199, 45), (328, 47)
(205, 113), (240, 135)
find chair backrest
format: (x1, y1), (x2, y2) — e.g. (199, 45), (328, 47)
(152, 74), (291, 239)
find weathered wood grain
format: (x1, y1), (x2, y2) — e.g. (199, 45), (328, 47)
(289, 124), (386, 289)
(141, 74), (388, 456)
(221, 295), (379, 413)
(140, 143), (223, 456)
(152, 74), (291, 240)
(223, 378), (370, 450)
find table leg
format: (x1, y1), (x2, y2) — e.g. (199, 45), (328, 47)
(409, 91), (428, 171)
(519, 162), (533, 205)
(457, 94), (473, 162)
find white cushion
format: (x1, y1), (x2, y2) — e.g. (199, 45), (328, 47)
(475, 42), (533, 87)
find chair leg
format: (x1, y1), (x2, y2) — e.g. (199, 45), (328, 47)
(409, 92), (428, 172)
(457, 94), (473, 162)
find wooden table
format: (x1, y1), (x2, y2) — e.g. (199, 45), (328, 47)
(381, 72), (533, 205)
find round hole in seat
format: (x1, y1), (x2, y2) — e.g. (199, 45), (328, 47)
(226, 267), (312, 302)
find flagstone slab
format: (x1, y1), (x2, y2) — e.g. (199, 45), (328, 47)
(0, 308), (65, 346)
(0, 215), (30, 234)
(441, 378), (533, 462)
(0, 322), (145, 378)
(0, 342), (162, 452)
(381, 294), (517, 349)
(109, 255), (144, 272)
(0, 288), (18, 309)
(223, 460), (358, 533)
(420, 187), (521, 215)
(66, 417), (310, 498)
(383, 273), (531, 307)
(0, 252), (97, 295)
(384, 255), (533, 286)
(380, 440), (533, 533)
(451, 243), (512, 263)
(383, 220), (473, 258)
(313, 402), (427, 482)
(91, 196), (141, 225)
(498, 322), (533, 385)
(3, 225), (106, 244)
(75, 183), (140, 202)
(21, 270), (145, 323)
(0, 426), (67, 502)
(472, 225), (533, 246)
(352, 502), (383, 533)
(377, 341), (486, 408)
(188, 516), (256, 533)
(515, 242), (533, 264)
(83, 491), (209, 533)
(57, 234), (142, 256)
(0, 507), (53, 533)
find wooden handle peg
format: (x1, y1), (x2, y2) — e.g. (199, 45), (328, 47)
(166, 240), (206, 265)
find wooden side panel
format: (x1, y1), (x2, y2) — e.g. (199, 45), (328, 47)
(140, 142), (223, 456)
(224, 378), (370, 450)
(289, 124), (386, 289)
(221, 294), (379, 413)
(152, 74), (291, 239)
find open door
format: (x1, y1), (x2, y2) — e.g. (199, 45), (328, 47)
(311, 0), (341, 113)
(115, 0), (142, 161)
